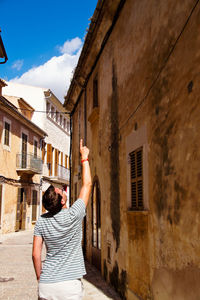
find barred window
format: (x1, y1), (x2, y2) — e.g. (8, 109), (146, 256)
(32, 190), (38, 222)
(129, 147), (143, 210)
(4, 122), (10, 146)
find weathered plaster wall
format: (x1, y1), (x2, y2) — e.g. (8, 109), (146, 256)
(70, 0), (200, 299)
(0, 109), (41, 233)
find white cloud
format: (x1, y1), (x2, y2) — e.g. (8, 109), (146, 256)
(10, 38), (83, 103)
(59, 37), (82, 55)
(11, 59), (24, 71)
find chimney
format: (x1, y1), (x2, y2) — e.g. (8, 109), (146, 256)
(0, 79), (7, 96)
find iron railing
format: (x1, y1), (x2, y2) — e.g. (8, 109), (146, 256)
(43, 163), (70, 182)
(16, 153), (43, 174)
(57, 164), (70, 181)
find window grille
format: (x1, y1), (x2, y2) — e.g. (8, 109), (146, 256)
(129, 147), (144, 210)
(4, 122), (10, 146)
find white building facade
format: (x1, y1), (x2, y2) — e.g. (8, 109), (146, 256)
(3, 82), (70, 217)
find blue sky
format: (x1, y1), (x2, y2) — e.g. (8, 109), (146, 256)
(0, 0), (97, 102)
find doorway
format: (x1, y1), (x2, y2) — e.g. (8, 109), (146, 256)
(16, 188), (26, 231)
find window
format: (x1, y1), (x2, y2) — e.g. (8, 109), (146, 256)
(22, 133), (28, 168)
(34, 140), (38, 158)
(4, 122), (10, 146)
(32, 190), (38, 222)
(54, 149), (58, 176)
(129, 147), (143, 210)
(2, 118), (11, 150)
(61, 152), (63, 166)
(93, 74), (98, 108)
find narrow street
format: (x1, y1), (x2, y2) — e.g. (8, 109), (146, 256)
(0, 230), (121, 300)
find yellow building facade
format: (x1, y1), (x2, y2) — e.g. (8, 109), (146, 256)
(0, 80), (46, 234)
(64, 0), (200, 299)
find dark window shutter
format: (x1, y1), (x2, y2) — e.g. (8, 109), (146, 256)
(130, 147), (144, 210)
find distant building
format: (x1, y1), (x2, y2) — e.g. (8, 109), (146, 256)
(0, 79), (46, 233)
(64, 0), (200, 299)
(2, 82), (70, 223)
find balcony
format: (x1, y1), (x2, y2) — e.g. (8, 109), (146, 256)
(43, 163), (70, 184)
(16, 153), (43, 174)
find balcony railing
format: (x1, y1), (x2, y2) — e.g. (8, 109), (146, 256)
(16, 153), (43, 174)
(43, 163), (70, 183)
(57, 164), (70, 181)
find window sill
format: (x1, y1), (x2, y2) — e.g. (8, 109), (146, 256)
(127, 210), (149, 216)
(88, 107), (99, 125)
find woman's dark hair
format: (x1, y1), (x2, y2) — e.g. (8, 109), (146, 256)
(42, 185), (62, 215)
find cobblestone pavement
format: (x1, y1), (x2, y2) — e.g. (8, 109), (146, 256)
(0, 230), (121, 300)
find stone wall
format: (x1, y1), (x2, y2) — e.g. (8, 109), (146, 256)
(69, 0), (200, 299)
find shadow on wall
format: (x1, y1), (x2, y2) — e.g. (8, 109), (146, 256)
(84, 260), (122, 299)
(104, 260), (127, 300)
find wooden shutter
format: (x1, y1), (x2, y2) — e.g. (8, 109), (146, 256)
(68, 156), (70, 169)
(130, 147), (143, 210)
(4, 122), (10, 146)
(47, 144), (52, 164)
(61, 152), (63, 166)
(55, 149), (58, 176)
(65, 155), (68, 168)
